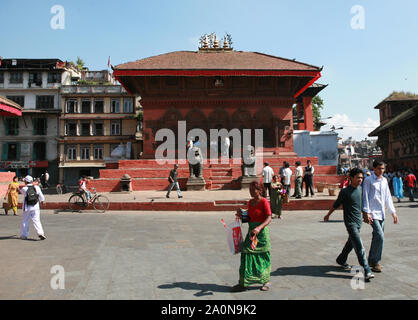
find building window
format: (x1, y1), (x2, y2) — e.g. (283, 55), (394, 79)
(93, 122), (104, 136)
(0, 72), (4, 83)
(111, 120), (121, 135)
(66, 100), (78, 113)
(6, 96), (24, 107)
(6, 143), (19, 160)
(33, 118), (47, 135)
(5, 118), (19, 135)
(1, 143), (19, 161)
(94, 145), (104, 160)
(111, 99), (120, 113)
(33, 142), (46, 161)
(123, 98), (133, 113)
(29, 72), (43, 86)
(9, 72), (23, 84)
(66, 145), (77, 160)
(65, 122), (77, 136)
(81, 122), (91, 136)
(94, 100), (104, 113)
(36, 95), (54, 109)
(47, 73), (61, 83)
(81, 145), (91, 160)
(81, 100), (91, 113)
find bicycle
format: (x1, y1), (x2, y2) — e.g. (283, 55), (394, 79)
(68, 188), (110, 213)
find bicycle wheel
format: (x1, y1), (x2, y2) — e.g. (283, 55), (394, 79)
(56, 185), (63, 195)
(92, 195), (110, 213)
(68, 194), (85, 212)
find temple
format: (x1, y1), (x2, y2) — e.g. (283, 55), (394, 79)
(114, 42), (322, 158)
(89, 37), (339, 191)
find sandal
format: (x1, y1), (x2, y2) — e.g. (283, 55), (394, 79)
(261, 283), (271, 291)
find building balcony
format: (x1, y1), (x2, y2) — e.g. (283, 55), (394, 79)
(61, 85), (126, 95)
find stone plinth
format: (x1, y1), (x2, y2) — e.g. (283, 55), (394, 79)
(186, 176), (206, 191)
(240, 176), (259, 189)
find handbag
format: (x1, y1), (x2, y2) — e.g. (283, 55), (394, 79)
(221, 218), (243, 255)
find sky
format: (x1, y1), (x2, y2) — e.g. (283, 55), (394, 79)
(1, 0), (417, 140)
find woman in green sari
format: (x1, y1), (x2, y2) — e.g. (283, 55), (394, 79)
(232, 181), (272, 292)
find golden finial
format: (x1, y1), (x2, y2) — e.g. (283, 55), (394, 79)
(213, 34), (219, 48)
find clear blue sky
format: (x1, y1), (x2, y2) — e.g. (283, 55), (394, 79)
(1, 0), (417, 139)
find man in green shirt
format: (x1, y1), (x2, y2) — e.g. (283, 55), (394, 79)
(324, 168), (374, 282)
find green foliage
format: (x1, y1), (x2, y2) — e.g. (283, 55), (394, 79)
(312, 95), (324, 130)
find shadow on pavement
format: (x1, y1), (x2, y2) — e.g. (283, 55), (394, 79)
(271, 265), (353, 280)
(318, 220), (344, 223)
(0, 235), (39, 241)
(158, 281), (251, 296)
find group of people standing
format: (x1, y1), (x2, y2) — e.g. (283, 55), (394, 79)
(261, 160), (315, 218)
(387, 170), (416, 203)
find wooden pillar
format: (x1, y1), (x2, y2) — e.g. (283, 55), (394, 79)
(303, 96), (314, 131)
(297, 101), (305, 130)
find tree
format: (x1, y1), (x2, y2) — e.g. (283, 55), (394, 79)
(312, 95), (324, 131)
(71, 57), (85, 71)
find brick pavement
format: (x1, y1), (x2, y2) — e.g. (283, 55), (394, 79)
(0, 201), (417, 300)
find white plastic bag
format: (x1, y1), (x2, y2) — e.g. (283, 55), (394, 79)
(221, 218), (243, 255)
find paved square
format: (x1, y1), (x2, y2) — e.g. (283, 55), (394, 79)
(0, 201), (417, 300)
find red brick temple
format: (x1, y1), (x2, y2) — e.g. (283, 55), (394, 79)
(90, 39), (340, 192)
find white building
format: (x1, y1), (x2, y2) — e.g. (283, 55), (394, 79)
(0, 59), (80, 182)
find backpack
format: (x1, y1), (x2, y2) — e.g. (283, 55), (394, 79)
(25, 186), (39, 206)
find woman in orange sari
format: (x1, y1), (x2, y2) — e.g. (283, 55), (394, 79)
(4, 176), (20, 216)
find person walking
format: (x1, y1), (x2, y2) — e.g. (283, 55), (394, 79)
(294, 161), (303, 199)
(232, 182), (272, 292)
(324, 168), (375, 282)
(304, 160), (315, 197)
(279, 161), (286, 185)
(282, 162), (292, 196)
(270, 175), (283, 219)
(362, 160), (398, 273)
(19, 175), (46, 240)
(405, 171), (416, 202)
(262, 162), (274, 198)
(392, 172), (404, 203)
(44, 170), (50, 188)
(166, 164), (183, 199)
(4, 176), (20, 216)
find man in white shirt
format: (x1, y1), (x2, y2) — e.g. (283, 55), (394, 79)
(283, 162), (292, 196)
(262, 162), (274, 198)
(363, 160), (398, 273)
(19, 175), (46, 240)
(294, 161), (303, 199)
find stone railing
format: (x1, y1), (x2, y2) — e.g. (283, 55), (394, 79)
(61, 85), (126, 94)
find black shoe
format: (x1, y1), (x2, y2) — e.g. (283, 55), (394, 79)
(296, 196), (302, 199)
(178, 196), (183, 198)
(166, 195), (170, 198)
(39, 234), (47, 240)
(336, 259), (351, 270)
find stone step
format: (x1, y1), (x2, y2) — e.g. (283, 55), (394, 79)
(210, 176), (233, 182)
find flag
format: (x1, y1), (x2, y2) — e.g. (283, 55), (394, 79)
(107, 56), (111, 68)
